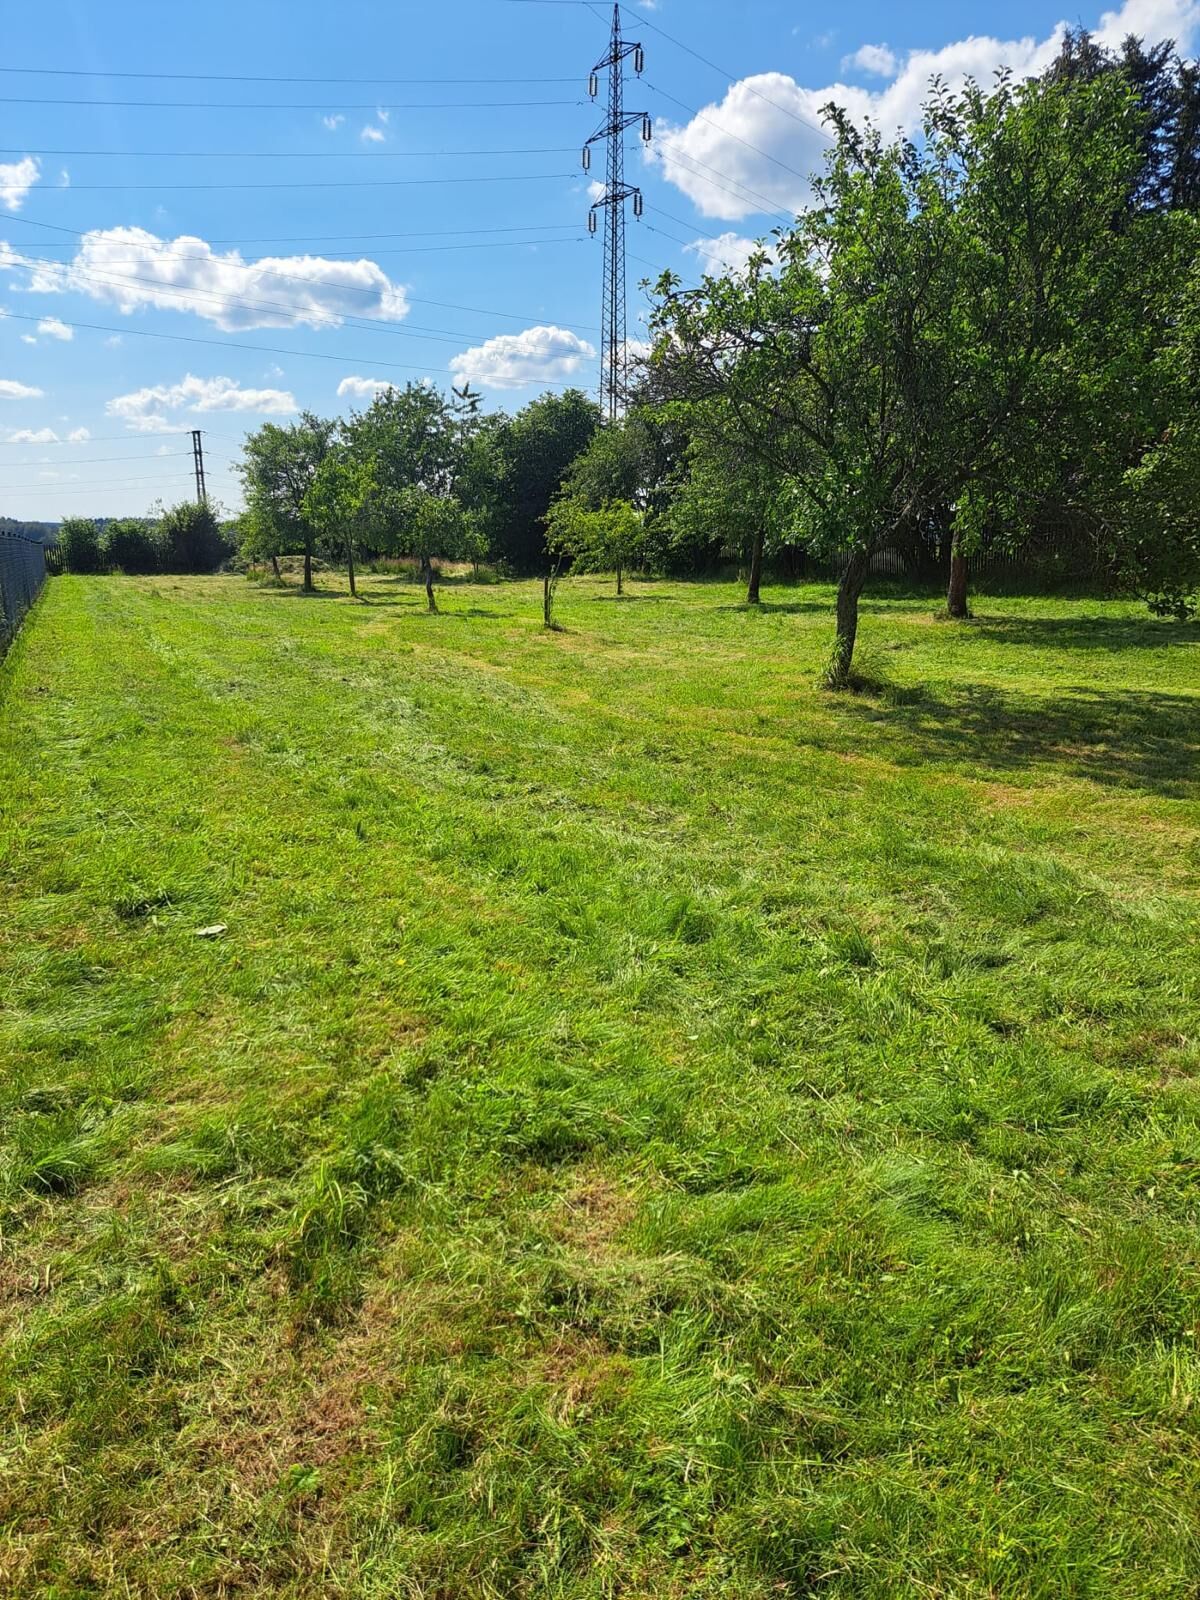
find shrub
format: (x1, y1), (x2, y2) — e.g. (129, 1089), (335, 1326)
(155, 501), (226, 573)
(100, 518), (158, 575)
(57, 517), (102, 574)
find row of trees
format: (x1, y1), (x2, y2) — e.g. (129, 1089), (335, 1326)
(233, 29), (1200, 682)
(57, 503), (228, 575)
(236, 385), (599, 607)
(645, 38), (1200, 682)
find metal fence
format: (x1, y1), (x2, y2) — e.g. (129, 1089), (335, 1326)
(0, 533), (49, 655)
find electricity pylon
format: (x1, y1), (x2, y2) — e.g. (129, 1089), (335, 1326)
(583, 4), (651, 422)
(191, 429), (207, 505)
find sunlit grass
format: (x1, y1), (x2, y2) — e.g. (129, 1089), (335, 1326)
(1, 568), (1198, 1596)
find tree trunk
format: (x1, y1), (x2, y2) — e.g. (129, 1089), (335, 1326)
(543, 570), (553, 627)
(346, 537), (357, 598)
(270, 554), (281, 581)
(616, 561), (623, 597)
(303, 545), (313, 592)
(746, 528), (764, 605)
(946, 534), (970, 618)
(422, 556), (437, 612)
(825, 550), (872, 689)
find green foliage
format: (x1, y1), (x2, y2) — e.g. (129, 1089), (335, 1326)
(3, 570), (1200, 1594)
(546, 497), (645, 591)
(486, 389), (600, 571)
(346, 382), (465, 558)
(650, 72), (1158, 680)
(409, 490), (470, 562)
(559, 417), (648, 510)
(237, 413), (336, 586)
(668, 426), (791, 567)
(99, 519), (158, 575)
(56, 516), (101, 574)
(154, 501), (226, 574)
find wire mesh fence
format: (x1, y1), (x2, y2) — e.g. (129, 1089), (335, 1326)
(0, 533), (49, 656)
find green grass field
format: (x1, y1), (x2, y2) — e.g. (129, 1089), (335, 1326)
(2, 569), (1199, 1598)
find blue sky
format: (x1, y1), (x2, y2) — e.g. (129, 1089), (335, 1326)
(1, 0), (1195, 520)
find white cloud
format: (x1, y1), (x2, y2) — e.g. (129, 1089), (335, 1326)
(67, 426), (90, 442)
(377, 107), (391, 124)
(106, 373), (297, 432)
(0, 378), (43, 400)
(8, 427), (60, 443)
(20, 334), (35, 345)
(0, 157), (40, 210)
(21, 226), (410, 332)
(322, 113), (345, 130)
(449, 324), (596, 390)
(360, 124), (387, 143)
(58, 168), (71, 188)
(842, 44), (899, 77)
(336, 375), (395, 399)
(652, 0), (1200, 220)
(587, 179), (606, 202)
(104, 334), (123, 348)
(36, 316), (73, 342)
(684, 231), (772, 276)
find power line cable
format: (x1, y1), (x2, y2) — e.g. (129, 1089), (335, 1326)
(644, 145), (793, 219)
(0, 95), (584, 110)
(2, 144), (579, 159)
(615, 9), (833, 140)
(33, 261), (577, 347)
(16, 171), (579, 192)
(0, 67), (583, 84)
(0, 310), (601, 383)
(6, 220), (581, 248)
(0, 451), (193, 466)
(2, 211), (602, 332)
(0, 471), (209, 491)
(20, 236), (584, 262)
(644, 78), (825, 180)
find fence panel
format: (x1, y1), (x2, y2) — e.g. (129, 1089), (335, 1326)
(0, 533), (49, 655)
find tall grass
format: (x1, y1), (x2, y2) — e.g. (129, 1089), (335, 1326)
(0, 570), (1197, 1595)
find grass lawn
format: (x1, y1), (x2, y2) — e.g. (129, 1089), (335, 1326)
(2, 568), (1199, 1598)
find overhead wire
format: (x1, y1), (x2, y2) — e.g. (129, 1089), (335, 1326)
(0, 145), (581, 159)
(0, 94), (584, 110)
(0, 310), (601, 385)
(16, 172), (580, 192)
(6, 220), (583, 249)
(0, 68), (584, 85)
(0, 450), (194, 466)
(1, 212), (602, 332)
(0, 430), (198, 445)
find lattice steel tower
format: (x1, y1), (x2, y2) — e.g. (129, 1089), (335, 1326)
(583, 4), (651, 421)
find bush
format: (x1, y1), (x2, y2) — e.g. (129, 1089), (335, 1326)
(57, 517), (102, 574)
(100, 519), (158, 574)
(155, 502), (226, 573)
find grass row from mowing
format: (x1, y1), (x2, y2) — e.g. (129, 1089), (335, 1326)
(1, 570), (1198, 1597)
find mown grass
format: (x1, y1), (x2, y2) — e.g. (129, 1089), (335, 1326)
(1, 568), (1198, 1598)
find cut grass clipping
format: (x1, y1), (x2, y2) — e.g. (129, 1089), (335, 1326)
(1, 569), (1198, 1597)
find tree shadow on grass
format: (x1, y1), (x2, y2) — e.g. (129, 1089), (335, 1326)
(838, 682), (1200, 798)
(968, 612), (1200, 654)
(258, 585), (343, 601)
(716, 600), (832, 616)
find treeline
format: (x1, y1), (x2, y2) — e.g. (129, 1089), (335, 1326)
(235, 387), (599, 606)
(55, 503), (228, 575)
(646, 31), (1200, 681)
(233, 28), (1200, 681)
